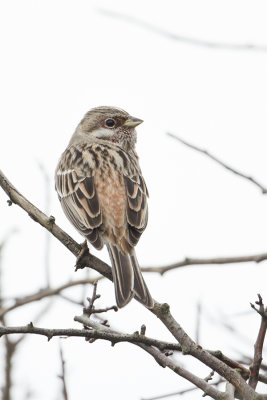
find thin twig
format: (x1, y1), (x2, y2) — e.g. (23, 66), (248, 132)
(167, 132), (267, 194)
(83, 281), (118, 317)
(58, 344), (69, 400)
(195, 301), (202, 344)
(141, 378), (224, 400)
(204, 370), (214, 383)
(0, 278), (97, 318)
(141, 385), (199, 400)
(98, 9), (267, 53)
(37, 162), (51, 287)
(249, 295), (267, 389)
(142, 253), (267, 275)
(0, 231), (17, 400)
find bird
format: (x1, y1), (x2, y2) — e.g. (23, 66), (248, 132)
(55, 106), (154, 309)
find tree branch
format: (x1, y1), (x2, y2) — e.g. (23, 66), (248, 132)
(151, 303), (257, 400)
(249, 295), (267, 390)
(0, 278), (98, 318)
(167, 132), (267, 194)
(0, 323), (181, 351)
(1, 169), (266, 399)
(225, 382), (235, 400)
(75, 314), (224, 400)
(142, 253), (267, 275)
(58, 344), (69, 400)
(98, 9), (267, 53)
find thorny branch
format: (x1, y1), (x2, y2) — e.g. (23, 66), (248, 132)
(1, 170), (267, 399)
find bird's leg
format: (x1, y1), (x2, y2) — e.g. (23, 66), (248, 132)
(75, 240), (90, 270)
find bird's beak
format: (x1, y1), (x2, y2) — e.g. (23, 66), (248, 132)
(123, 116), (143, 128)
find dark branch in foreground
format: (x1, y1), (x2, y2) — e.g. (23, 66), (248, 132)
(74, 314), (223, 399)
(98, 9), (267, 53)
(1, 323), (266, 385)
(167, 132), (267, 194)
(0, 324), (182, 351)
(1, 169), (267, 399)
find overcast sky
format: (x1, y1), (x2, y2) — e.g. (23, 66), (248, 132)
(1, 1), (267, 399)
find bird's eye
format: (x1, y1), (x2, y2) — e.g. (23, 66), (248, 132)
(105, 119), (115, 128)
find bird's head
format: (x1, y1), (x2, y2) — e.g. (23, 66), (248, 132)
(70, 106), (143, 150)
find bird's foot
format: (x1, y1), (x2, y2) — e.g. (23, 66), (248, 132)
(75, 240), (90, 271)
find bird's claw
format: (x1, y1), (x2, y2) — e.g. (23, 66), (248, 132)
(75, 240), (90, 270)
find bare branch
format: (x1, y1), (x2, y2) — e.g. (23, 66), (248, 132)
(208, 351), (267, 385)
(225, 382), (235, 400)
(98, 9), (267, 53)
(0, 231), (17, 400)
(37, 161), (52, 287)
(151, 303), (257, 399)
(167, 132), (267, 194)
(0, 278), (97, 318)
(249, 295), (267, 389)
(83, 281), (118, 318)
(75, 315), (223, 400)
(142, 253), (267, 274)
(1, 170), (266, 399)
(0, 323), (181, 351)
(141, 377), (224, 400)
(147, 348), (223, 399)
(195, 301), (202, 344)
(2, 335), (15, 400)
(58, 344), (69, 400)
(141, 385), (199, 400)
(204, 370), (214, 383)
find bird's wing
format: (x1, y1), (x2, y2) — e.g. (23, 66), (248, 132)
(55, 146), (103, 249)
(123, 172), (149, 247)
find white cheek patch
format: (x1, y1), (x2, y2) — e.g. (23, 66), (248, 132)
(57, 169), (74, 176)
(90, 127), (115, 139)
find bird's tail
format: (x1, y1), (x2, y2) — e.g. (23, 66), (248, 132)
(107, 244), (154, 309)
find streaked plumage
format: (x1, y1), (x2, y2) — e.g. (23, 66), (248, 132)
(55, 106), (154, 308)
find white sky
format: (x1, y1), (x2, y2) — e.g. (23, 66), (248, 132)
(1, 1), (267, 399)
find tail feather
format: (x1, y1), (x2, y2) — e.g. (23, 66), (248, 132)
(107, 244), (134, 308)
(107, 244), (154, 309)
(131, 252), (154, 309)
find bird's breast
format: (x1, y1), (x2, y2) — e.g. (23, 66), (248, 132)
(94, 165), (126, 230)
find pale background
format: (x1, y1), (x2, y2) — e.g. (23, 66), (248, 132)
(0, 1), (267, 399)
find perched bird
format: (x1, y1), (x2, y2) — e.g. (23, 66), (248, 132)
(55, 106), (154, 308)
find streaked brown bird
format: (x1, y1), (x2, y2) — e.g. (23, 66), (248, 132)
(55, 106), (154, 308)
